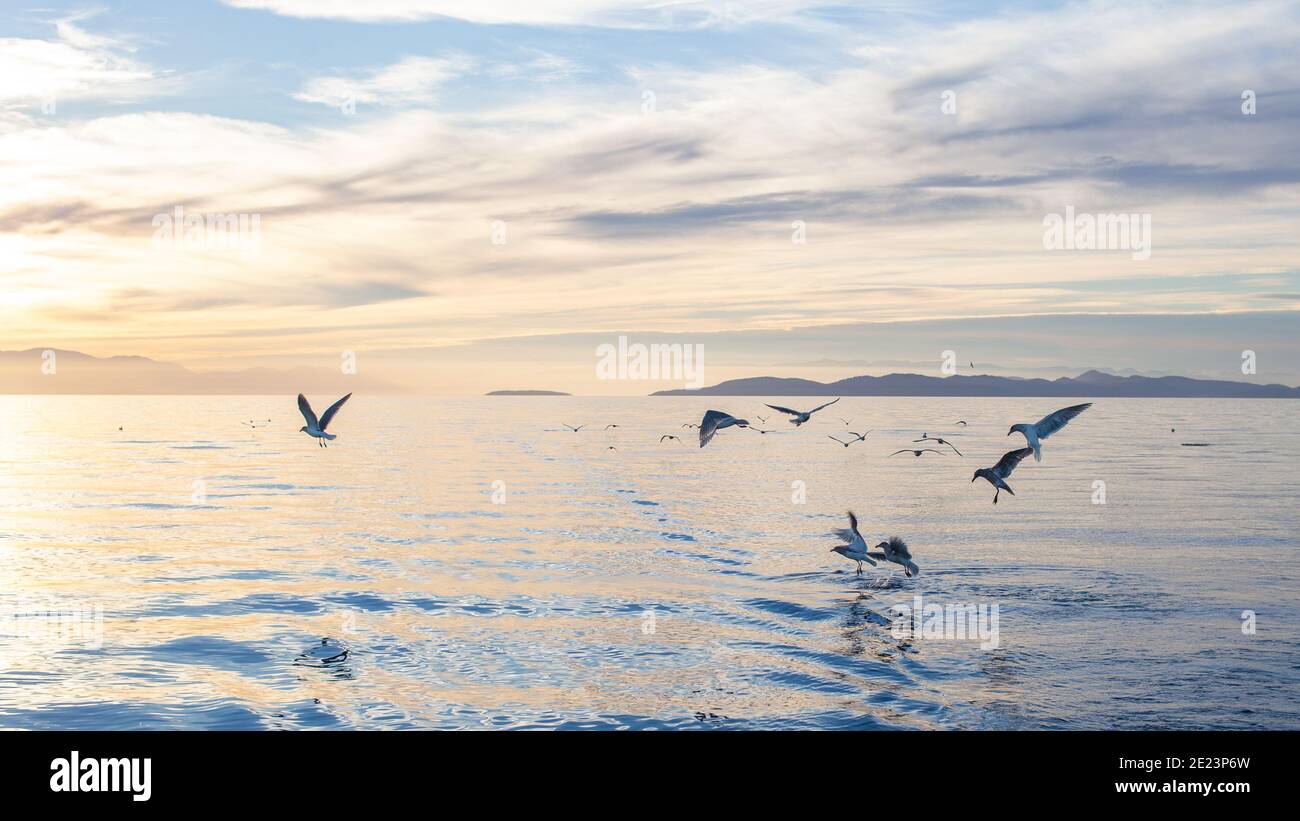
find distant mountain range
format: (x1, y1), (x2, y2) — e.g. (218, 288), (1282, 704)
(0, 348), (395, 394)
(653, 370), (1300, 398)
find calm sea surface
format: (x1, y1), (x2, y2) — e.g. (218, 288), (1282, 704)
(1, 395), (1296, 730)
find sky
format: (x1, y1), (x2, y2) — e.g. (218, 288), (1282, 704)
(2, 0), (1299, 394)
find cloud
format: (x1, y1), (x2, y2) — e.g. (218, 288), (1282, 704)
(0, 16), (156, 111)
(5, 0), (1300, 390)
(293, 55), (472, 108)
(222, 0), (813, 27)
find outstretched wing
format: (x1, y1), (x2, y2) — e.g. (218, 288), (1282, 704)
(699, 410), (732, 447)
(849, 431), (871, 439)
(888, 449), (910, 457)
(828, 435), (849, 445)
(1034, 403), (1091, 440)
(807, 397), (841, 415)
(830, 528), (854, 543)
(847, 510), (859, 534)
(887, 536), (911, 559)
(765, 403), (801, 416)
(941, 440), (963, 456)
(994, 447), (1035, 478)
(297, 394), (319, 429)
(318, 393), (352, 431)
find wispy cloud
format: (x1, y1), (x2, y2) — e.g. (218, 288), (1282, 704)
(293, 55), (472, 108)
(3, 0), (1300, 390)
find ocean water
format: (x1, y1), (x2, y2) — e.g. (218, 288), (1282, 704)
(0, 395), (1296, 730)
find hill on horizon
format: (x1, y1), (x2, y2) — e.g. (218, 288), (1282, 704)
(652, 369), (1300, 398)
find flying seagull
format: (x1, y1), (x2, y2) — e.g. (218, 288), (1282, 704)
(765, 397), (841, 426)
(913, 435), (962, 456)
(837, 417), (853, 426)
(748, 427), (776, 435)
(604, 424), (619, 430)
(755, 415), (769, 425)
(562, 423), (586, 432)
(1009, 403), (1092, 461)
(972, 446), (1034, 504)
(829, 511), (877, 576)
(298, 393), (351, 448)
(828, 431), (871, 447)
(659, 434), (682, 444)
(867, 536), (919, 577)
(889, 448), (946, 457)
(699, 409), (750, 448)
(956, 420), (968, 426)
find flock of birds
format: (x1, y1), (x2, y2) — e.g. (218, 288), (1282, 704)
(290, 390), (1091, 580)
(690, 398), (1092, 578)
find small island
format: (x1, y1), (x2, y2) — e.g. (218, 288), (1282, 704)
(485, 389), (571, 396)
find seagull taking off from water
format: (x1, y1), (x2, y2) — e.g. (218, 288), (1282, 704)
(1009, 403), (1091, 461)
(765, 397), (840, 426)
(913, 434), (962, 456)
(699, 410), (750, 447)
(867, 536), (919, 577)
(298, 393), (351, 448)
(829, 511), (877, 576)
(972, 446), (1034, 504)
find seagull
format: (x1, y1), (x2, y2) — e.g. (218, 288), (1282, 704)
(764, 397), (841, 426)
(241, 420), (265, 429)
(972, 446), (1034, 504)
(562, 423), (586, 432)
(1008, 403), (1091, 461)
(748, 427), (776, 435)
(298, 393), (351, 448)
(867, 536), (919, 577)
(829, 511), (877, 576)
(755, 415), (769, 425)
(699, 409), (750, 448)
(604, 424), (619, 430)
(659, 434), (682, 444)
(956, 420), (968, 426)
(837, 417), (853, 426)
(828, 431), (871, 447)
(913, 434), (962, 456)
(889, 448), (946, 457)
(682, 423), (699, 429)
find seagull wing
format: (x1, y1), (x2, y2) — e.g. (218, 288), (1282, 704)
(847, 510), (859, 534)
(828, 435), (850, 445)
(942, 440), (963, 456)
(699, 410), (732, 448)
(806, 397), (841, 415)
(887, 536), (911, 559)
(764, 404), (801, 416)
(297, 394), (319, 429)
(888, 450), (910, 456)
(830, 528), (855, 543)
(994, 447), (1035, 478)
(318, 393), (352, 431)
(1034, 403), (1091, 440)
